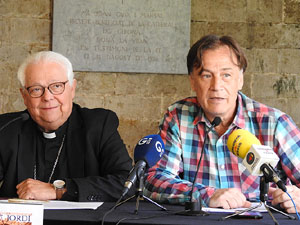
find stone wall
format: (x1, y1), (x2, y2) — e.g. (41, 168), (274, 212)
(1, 0), (300, 157)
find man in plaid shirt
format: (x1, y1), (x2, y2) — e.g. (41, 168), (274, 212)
(144, 35), (300, 213)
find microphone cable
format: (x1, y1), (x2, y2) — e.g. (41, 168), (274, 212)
(101, 195), (123, 225)
(187, 117), (221, 211)
(0, 113), (29, 132)
(285, 191), (300, 220)
(115, 208), (193, 225)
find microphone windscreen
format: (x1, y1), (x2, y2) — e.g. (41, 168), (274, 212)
(212, 117), (222, 127)
(227, 129), (261, 159)
(134, 134), (165, 167)
(21, 113), (29, 121)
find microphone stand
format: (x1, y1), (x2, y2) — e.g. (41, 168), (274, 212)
(102, 161), (167, 225)
(177, 117), (221, 216)
(134, 173), (167, 214)
(221, 172), (295, 224)
(115, 171), (167, 214)
(176, 139), (208, 216)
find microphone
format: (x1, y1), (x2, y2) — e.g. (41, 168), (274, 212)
(121, 134), (165, 198)
(227, 129), (286, 191)
(0, 113), (29, 132)
(181, 117), (221, 216)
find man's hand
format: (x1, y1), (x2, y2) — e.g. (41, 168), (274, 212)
(209, 188), (251, 209)
(269, 185), (300, 213)
(16, 178), (56, 200)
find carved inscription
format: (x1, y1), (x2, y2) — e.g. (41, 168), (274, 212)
(53, 0), (190, 74)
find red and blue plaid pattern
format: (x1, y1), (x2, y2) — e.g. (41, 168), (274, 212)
(144, 92), (300, 206)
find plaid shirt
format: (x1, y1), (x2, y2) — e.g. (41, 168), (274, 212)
(144, 92), (300, 206)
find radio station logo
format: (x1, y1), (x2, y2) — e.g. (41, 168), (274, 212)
(246, 152), (255, 164)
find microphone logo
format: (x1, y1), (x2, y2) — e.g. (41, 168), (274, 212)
(246, 151), (260, 171)
(246, 152), (255, 164)
(155, 141), (164, 157)
(138, 137), (152, 145)
(232, 134), (242, 156)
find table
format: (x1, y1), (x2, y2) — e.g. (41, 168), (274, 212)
(44, 200), (299, 225)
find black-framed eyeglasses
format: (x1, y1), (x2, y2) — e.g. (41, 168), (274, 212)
(26, 80), (69, 98)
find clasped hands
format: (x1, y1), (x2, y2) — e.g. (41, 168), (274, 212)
(16, 178), (56, 201)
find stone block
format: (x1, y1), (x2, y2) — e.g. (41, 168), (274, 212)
(0, 0), (50, 18)
(247, 23), (280, 49)
(0, 0), (15, 16)
(191, 0), (247, 22)
(16, 45), (50, 66)
(284, 0), (300, 23)
(73, 95), (105, 109)
(104, 96), (161, 121)
(27, 45), (50, 54)
(190, 22), (249, 48)
(13, 0), (50, 18)
(246, 0), (283, 23)
(0, 92), (25, 113)
(0, 19), (10, 43)
(253, 73), (299, 99)
(277, 24), (300, 48)
(279, 49), (300, 74)
(0, 44), (36, 66)
(252, 74), (279, 98)
(115, 73), (152, 96)
(10, 78), (21, 94)
(115, 73), (191, 97)
(0, 63), (13, 92)
(0, 45), (13, 63)
(151, 75), (191, 97)
(75, 72), (116, 96)
(11, 18), (50, 44)
(249, 23), (300, 49)
(246, 48), (279, 74)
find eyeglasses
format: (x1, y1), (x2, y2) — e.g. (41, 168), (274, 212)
(26, 80), (69, 98)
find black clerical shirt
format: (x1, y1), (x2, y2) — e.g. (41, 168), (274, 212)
(35, 121), (78, 200)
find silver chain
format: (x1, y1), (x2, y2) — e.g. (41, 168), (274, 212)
(33, 134), (66, 183)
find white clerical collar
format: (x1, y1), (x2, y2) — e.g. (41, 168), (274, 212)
(43, 132), (56, 139)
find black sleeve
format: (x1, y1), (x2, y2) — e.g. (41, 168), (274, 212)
(65, 110), (134, 202)
(61, 179), (78, 201)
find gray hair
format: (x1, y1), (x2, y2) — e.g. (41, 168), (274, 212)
(17, 51), (74, 87)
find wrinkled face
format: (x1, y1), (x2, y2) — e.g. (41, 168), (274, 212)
(20, 60), (76, 132)
(189, 45), (243, 122)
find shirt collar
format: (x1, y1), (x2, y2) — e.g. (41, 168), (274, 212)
(38, 120), (68, 140)
(192, 103), (214, 127)
(43, 132), (56, 139)
(192, 100), (204, 126)
(231, 92), (247, 129)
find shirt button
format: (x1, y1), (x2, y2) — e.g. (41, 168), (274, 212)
(220, 165), (225, 170)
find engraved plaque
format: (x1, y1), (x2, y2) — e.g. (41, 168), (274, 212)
(52, 0), (190, 74)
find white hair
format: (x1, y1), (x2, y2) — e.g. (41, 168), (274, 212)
(17, 51), (74, 87)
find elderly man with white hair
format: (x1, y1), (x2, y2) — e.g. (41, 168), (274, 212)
(0, 51), (133, 202)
